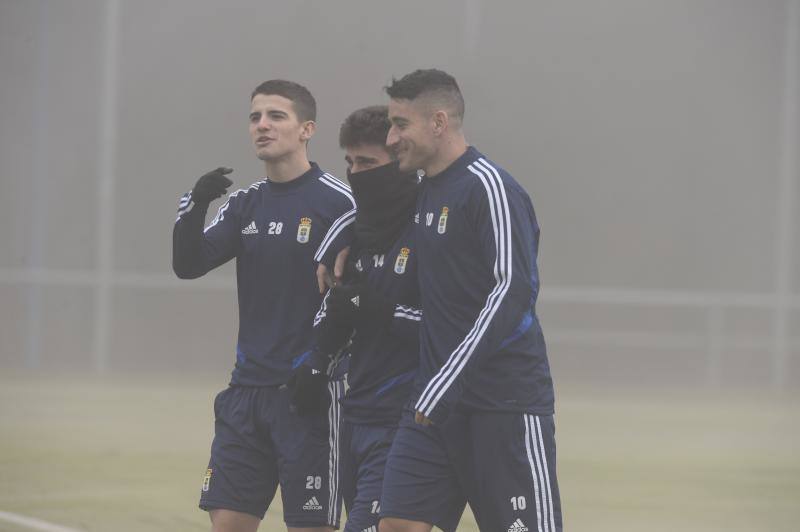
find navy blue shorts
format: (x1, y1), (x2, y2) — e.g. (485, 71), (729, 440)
(381, 409), (562, 532)
(467, 413), (562, 532)
(379, 408), (469, 532)
(338, 421), (396, 532)
(199, 382), (345, 528)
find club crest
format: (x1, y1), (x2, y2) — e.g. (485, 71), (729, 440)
(438, 207), (449, 234)
(202, 468), (212, 492)
(297, 217), (312, 243)
(394, 247), (410, 274)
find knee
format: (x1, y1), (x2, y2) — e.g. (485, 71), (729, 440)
(379, 517), (402, 532)
(378, 519), (398, 532)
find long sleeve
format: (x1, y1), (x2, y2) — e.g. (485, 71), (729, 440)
(415, 162), (538, 424)
(172, 191), (240, 279)
(313, 208), (356, 269)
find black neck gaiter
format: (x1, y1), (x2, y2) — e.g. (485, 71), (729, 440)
(347, 161), (418, 254)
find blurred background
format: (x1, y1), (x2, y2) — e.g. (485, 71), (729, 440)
(1, 1), (798, 531)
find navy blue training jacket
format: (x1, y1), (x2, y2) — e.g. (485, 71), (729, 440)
(312, 223), (420, 426)
(172, 163), (355, 386)
(412, 147), (555, 424)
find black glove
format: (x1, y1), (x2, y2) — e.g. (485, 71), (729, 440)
(328, 279), (394, 331)
(325, 282), (360, 328)
(324, 259), (363, 328)
(354, 283), (395, 330)
(191, 167), (233, 205)
(287, 365), (329, 417)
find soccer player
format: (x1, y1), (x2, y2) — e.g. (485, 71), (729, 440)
(172, 80), (354, 532)
(378, 69), (563, 532)
(304, 106), (429, 532)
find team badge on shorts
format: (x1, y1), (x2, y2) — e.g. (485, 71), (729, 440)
(438, 207), (449, 234)
(202, 468), (212, 492)
(297, 217), (312, 243)
(394, 247), (410, 274)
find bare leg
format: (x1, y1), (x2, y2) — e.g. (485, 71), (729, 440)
(379, 518), (433, 532)
(209, 509), (260, 532)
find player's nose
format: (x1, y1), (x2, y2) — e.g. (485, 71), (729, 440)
(386, 126), (399, 147)
(256, 116), (271, 131)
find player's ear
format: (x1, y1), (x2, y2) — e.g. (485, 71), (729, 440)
(432, 110), (448, 136)
(300, 120), (316, 142)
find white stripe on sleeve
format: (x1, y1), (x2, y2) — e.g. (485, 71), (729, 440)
(314, 208), (356, 262)
(320, 173), (356, 208)
(415, 158), (512, 416)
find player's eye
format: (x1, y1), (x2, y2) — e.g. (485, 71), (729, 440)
(249, 113), (260, 123)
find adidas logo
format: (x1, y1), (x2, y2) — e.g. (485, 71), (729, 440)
(241, 221), (258, 234)
(507, 519), (528, 532)
(350, 295), (360, 307)
(302, 496), (322, 511)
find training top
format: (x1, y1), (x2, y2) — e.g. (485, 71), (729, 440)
(311, 223), (421, 426)
(172, 163), (355, 386)
(412, 146), (554, 424)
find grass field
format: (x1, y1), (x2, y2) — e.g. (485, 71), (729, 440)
(0, 372), (798, 531)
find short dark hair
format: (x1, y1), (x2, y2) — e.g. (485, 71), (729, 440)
(385, 69), (464, 121)
(339, 105), (391, 149)
(251, 79), (316, 122)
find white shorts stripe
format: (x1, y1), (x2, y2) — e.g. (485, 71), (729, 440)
(533, 415), (550, 531)
(535, 416), (556, 532)
(327, 382), (336, 524)
(524, 415), (545, 531)
(335, 380), (344, 524)
(327, 380), (343, 526)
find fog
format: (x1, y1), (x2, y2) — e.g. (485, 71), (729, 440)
(1, 0), (798, 390)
